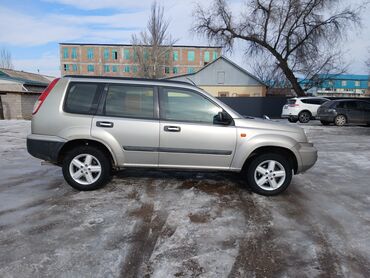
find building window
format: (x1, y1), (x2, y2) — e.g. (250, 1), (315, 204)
(124, 49), (130, 60)
(87, 65), (94, 72)
(341, 80), (347, 86)
(204, 51), (210, 62)
(165, 51), (170, 61)
(187, 67), (195, 74)
(112, 50), (118, 60)
(72, 64), (78, 72)
(132, 65), (138, 73)
(144, 50), (149, 61)
(218, 92), (229, 97)
(63, 64), (69, 71)
(63, 48), (68, 59)
(124, 65), (130, 73)
(187, 50), (195, 62)
(355, 81), (360, 87)
(213, 51), (218, 60)
(104, 65), (110, 72)
(104, 48), (109, 60)
(71, 48), (77, 59)
(87, 48), (94, 60)
(112, 65), (118, 72)
(173, 67), (178, 74)
(173, 51), (178, 61)
(164, 67), (170, 74)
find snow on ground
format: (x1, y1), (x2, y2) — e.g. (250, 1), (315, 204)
(0, 120), (369, 277)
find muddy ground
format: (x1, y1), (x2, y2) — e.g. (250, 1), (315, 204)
(0, 120), (369, 278)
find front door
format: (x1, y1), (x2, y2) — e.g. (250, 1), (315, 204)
(91, 83), (159, 167)
(158, 87), (236, 170)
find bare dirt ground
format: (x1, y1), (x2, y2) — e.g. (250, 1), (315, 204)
(0, 120), (369, 278)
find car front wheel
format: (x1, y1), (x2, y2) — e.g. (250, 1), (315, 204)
(246, 153), (293, 196)
(62, 146), (111, 191)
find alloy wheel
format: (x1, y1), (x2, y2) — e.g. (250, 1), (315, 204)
(254, 160), (286, 191)
(69, 154), (102, 185)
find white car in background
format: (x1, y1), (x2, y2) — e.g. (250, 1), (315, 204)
(281, 97), (330, 123)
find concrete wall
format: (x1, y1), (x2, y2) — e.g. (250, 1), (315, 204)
(0, 93), (38, 120)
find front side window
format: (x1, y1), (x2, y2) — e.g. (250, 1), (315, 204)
(64, 83), (100, 114)
(104, 85), (154, 119)
(160, 88), (222, 124)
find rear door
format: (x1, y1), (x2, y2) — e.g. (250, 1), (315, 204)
(358, 101), (370, 124)
(345, 101), (364, 123)
(91, 83), (159, 167)
(158, 87), (236, 169)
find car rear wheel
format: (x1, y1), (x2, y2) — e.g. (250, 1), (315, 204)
(62, 146), (111, 191)
(298, 111), (311, 123)
(246, 153), (293, 196)
(320, 120), (330, 126)
(334, 115), (347, 126)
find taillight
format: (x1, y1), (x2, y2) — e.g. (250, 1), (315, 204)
(288, 104), (299, 107)
(32, 78), (60, 115)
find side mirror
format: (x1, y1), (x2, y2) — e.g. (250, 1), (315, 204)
(214, 111), (231, 125)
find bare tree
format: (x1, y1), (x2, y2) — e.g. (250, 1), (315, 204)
(0, 47), (14, 69)
(131, 1), (176, 79)
(194, 0), (363, 96)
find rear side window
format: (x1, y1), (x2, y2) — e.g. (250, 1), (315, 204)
(104, 85), (154, 119)
(64, 83), (101, 114)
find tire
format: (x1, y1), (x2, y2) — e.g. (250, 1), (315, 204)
(245, 153), (293, 196)
(320, 120), (330, 126)
(298, 111), (311, 123)
(288, 117), (298, 123)
(62, 146), (111, 191)
(334, 115), (347, 126)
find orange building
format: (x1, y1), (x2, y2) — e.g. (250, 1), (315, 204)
(59, 43), (222, 78)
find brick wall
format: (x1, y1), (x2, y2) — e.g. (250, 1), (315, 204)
(0, 92), (38, 120)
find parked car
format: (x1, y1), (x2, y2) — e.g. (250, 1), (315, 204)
(27, 76), (317, 196)
(281, 97), (329, 123)
(317, 99), (370, 126)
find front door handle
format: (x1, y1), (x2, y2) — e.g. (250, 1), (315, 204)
(164, 126), (181, 132)
(96, 121), (114, 128)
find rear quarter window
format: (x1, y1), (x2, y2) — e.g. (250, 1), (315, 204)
(64, 83), (101, 114)
(287, 99), (296, 104)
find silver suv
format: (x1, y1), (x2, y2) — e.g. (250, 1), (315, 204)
(27, 76), (317, 196)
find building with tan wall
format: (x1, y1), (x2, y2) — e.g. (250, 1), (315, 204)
(166, 56), (267, 97)
(60, 43), (222, 78)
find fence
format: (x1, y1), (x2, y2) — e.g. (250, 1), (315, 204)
(218, 97), (370, 119)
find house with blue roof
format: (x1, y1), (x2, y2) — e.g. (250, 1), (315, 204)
(315, 74), (370, 98)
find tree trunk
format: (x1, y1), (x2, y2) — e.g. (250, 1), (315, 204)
(279, 60), (306, 97)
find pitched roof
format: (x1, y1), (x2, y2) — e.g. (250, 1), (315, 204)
(0, 68), (52, 86)
(166, 56), (266, 86)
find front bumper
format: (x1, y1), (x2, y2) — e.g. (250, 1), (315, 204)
(27, 134), (66, 163)
(293, 142), (318, 173)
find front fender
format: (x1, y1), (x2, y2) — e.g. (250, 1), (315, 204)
(231, 133), (300, 170)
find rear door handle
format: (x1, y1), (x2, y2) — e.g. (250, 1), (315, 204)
(164, 126), (181, 132)
(96, 121), (114, 128)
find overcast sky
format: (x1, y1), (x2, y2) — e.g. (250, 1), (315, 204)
(0, 0), (369, 77)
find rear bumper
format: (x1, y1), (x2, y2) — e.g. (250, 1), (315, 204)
(293, 142), (318, 173)
(27, 134), (66, 163)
